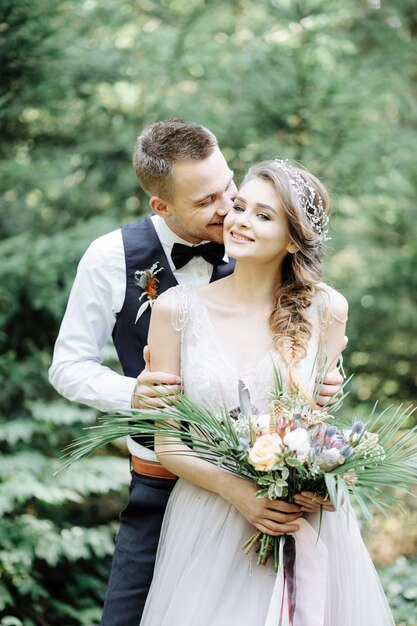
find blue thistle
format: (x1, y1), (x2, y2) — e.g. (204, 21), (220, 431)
(352, 420), (365, 435)
(340, 444), (354, 458)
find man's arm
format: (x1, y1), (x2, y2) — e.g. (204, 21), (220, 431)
(49, 233), (137, 412)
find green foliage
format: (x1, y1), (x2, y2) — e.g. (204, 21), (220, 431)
(379, 556), (417, 626)
(0, 216), (118, 414)
(0, 398), (128, 624)
(0, 212), (124, 622)
(1, 0), (416, 621)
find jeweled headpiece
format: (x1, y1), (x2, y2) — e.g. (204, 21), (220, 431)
(274, 159), (330, 241)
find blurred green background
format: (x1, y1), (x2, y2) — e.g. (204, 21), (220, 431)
(1, 0), (416, 624)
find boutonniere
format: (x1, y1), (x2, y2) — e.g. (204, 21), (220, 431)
(134, 262), (164, 323)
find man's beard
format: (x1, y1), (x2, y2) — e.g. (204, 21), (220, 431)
(199, 223), (224, 244)
(171, 217), (225, 244)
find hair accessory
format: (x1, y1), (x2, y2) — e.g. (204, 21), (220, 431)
(274, 159), (330, 241)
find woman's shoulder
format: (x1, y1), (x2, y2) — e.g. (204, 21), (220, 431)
(316, 283), (348, 324)
(155, 284), (191, 306)
(154, 284), (193, 331)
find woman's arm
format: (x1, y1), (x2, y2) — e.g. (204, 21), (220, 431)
(147, 290), (303, 536)
(294, 285), (348, 512)
(321, 285), (349, 373)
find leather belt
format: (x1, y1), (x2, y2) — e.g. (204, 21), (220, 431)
(131, 456), (177, 480)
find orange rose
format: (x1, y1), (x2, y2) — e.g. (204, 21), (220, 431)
(145, 276), (158, 300)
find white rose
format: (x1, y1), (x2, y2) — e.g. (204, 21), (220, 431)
(248, 433), (283, 472)
(343, 429), (359, 445)
(255, 413), (271, 436)
(317, 448), (345, 472)
(284, 428), (311, 462)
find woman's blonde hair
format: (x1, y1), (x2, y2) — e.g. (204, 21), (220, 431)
(242, 159), (330, 391)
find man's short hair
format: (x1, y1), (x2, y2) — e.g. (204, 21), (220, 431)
(133, 119), (218, 200)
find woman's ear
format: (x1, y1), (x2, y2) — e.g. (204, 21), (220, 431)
(150, 196), (170, 218)
(286, 241), (298, 254)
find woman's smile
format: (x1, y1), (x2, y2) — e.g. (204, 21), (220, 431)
(229, 230), (255, 243)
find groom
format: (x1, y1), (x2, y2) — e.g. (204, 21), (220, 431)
(49, 119), (343, 625)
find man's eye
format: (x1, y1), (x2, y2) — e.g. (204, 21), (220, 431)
(199, 195), (215, 207)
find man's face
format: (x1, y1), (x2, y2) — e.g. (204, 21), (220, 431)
(162, 148), (237, 244)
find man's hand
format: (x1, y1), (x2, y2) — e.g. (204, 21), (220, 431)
(131, 346), (181, 409)
(221, 475), (302, 536)
(317, 335), (349, 406)
(316, 334), (348, 407)
(293, 491), (335, 513)
(316, 369), (344, 407)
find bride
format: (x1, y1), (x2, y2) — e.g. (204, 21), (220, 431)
(140, 159), (394, 625)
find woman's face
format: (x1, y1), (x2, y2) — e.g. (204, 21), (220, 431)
(223, 177), (295, 263)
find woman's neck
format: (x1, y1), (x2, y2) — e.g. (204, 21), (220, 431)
(225, 258), (283, 308)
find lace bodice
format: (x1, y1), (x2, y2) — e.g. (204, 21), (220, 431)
(169, 285), (324, 414)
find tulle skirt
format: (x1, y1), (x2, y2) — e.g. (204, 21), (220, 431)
(140, 479), (394, 626)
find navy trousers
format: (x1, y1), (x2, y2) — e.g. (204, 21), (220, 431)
(101, 470), (176, 626)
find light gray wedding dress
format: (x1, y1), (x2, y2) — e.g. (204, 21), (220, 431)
(140, 285), (394, 626)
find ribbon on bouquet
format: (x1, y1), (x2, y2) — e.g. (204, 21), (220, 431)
(264, 536), (295, 626)
(264, 518), (328, 626)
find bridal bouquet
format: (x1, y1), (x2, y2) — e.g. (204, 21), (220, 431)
(58, 370), (416, 625)
(59, 368), (417, 567)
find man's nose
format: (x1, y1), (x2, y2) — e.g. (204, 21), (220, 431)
(216, 203), (231, 217)
(217, 193), (234, 215)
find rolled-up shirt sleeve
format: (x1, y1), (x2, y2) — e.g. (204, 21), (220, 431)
(49, 229), (136, 412)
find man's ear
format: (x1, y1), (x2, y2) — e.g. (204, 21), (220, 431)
(150, 195), (170, 218)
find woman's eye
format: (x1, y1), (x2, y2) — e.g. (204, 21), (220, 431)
(257, 212), (270, 220)
(233, 204), (244, 212)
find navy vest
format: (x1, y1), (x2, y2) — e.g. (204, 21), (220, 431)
(112, 216), (235, 444)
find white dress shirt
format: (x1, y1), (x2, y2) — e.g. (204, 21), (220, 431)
(49, 215), (224, 460)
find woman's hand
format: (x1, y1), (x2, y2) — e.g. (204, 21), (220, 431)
(293, 491), (335, 513)
(220, 474), (303, 536)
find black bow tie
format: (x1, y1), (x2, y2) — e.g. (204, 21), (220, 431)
(171, 242), (226, 270)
